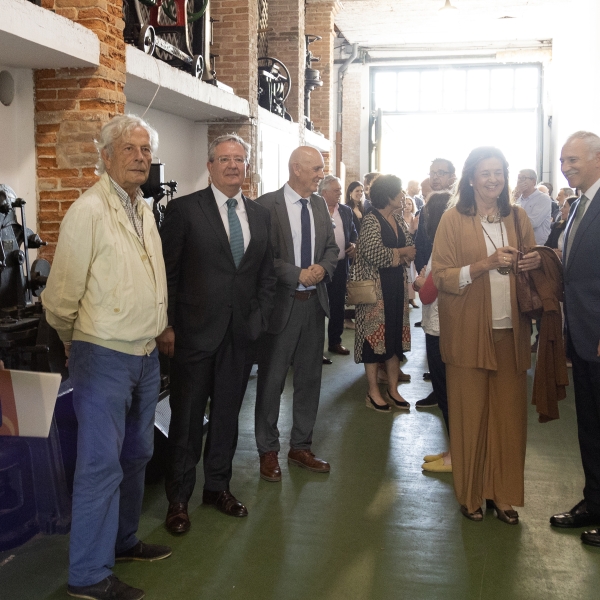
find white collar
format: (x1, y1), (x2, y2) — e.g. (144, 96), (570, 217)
(212, 184), (243, 209)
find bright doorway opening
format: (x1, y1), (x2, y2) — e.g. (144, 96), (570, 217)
(371, 64), (542, 188)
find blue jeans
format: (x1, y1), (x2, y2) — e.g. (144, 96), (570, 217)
(68, 341), (160, 587)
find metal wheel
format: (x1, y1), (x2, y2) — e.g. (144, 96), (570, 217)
(191, 55), (204, 79)
(134, 0), (194, 60)
(138, 24), (156, 55)
(257, 57), (292, 103)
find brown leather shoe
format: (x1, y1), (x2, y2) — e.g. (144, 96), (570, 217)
(288, 449), (330, 473)
(328, 344), (350, 355)
(165, 502), (190, 534)
(202, 490), (248, 517)
(260, 451), (282, 482)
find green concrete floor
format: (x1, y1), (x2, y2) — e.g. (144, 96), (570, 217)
(2, 305), (599, 600)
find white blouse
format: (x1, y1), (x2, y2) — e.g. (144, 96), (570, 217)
(458, 219), (512, 329)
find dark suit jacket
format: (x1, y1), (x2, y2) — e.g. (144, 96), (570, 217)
(564, 188), (600, 363)
(335, 202), (358, 273)
(415, 208), (433, 273)
(160, 186), (276, 352)
(256, 186), (339, 335)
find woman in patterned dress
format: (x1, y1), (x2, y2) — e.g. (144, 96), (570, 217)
(351, 175), (416, 412)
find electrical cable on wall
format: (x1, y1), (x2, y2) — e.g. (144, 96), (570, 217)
(141, 56), (162, 118)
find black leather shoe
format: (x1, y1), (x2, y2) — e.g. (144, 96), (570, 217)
(67, 575), (144, 600)
(581, 529), (600, 547)
(202, 490), (248, 517)
(322, 356), (333, 365)
(416, 392), (437, 408)
(414, 321), (422, 328)
(423, 372), (431, 380)
(550, 499), (600, 528)
(165, 502), (190, 534)
(115, 541), (172, 562)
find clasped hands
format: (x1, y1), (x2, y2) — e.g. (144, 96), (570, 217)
(298, 264), (326, 287)
(393, 245), (416, 267)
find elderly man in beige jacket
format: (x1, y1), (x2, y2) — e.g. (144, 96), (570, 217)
(42, 115), (170, 600)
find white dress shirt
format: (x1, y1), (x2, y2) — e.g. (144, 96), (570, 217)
(284, 183), (316, 290)
(515, 189), (552, 245)
(331, 204), (346, 260)
(212, 184), (251, 251)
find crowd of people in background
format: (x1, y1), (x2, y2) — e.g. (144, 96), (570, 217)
(40, 113), (600, 600)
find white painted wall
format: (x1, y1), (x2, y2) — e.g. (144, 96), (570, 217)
(0, 65), (37, 235)
(549, 0), (600, 189)
(126, 102), (209, 197)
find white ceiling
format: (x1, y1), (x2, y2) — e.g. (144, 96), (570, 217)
(334, 0), (570, 50)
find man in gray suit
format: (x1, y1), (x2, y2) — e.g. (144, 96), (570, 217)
(255, 146), (339, 482)
(550, 131), (600, 547)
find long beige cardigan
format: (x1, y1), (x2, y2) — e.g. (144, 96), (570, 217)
(431, 206), (536, 372)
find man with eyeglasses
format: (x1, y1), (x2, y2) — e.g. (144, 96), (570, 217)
(158, 134), (276, 530)
(515, 169), (552, 245)
(414, 159), (456, 408)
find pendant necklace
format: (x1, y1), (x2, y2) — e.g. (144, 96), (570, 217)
(480, 217), (511, 275)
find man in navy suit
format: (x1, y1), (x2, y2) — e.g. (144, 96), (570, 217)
(158, 134), (276, 529)
(319, 175), (358, 356)
(550, 131), (600, 547)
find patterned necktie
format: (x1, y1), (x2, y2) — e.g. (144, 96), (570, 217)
(565, 194), (589, 264)
(299, 198), (312, 269)
(226, 198), (244, 268)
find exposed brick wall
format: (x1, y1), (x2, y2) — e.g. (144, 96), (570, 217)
(34, 0), (126, 260)
(341, 66), (362, 184)
(267, 0), (305, 127)
(305, 0), (339, 143)
(210, 0), (259, 110)
(208, 0), (259, 198)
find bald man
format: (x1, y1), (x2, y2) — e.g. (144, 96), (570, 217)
(254, 146), (339, 483)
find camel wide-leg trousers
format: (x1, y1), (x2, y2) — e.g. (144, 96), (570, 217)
(447, 329), (528, 514)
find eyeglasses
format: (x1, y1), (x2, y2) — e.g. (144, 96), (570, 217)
(215, 156), (247, 165)
(430, 170), (450, 178)
(517, 175), (535, 181)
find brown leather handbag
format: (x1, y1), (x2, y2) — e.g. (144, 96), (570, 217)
(513, 207), (543, 319)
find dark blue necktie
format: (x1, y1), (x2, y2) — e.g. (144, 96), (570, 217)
(300, 198), (311, 268)
(226, 198), (244, 268)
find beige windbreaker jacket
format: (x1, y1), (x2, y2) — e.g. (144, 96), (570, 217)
(41, 173), (168, 355)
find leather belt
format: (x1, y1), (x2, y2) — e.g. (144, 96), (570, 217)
(293, 289), (317, 300)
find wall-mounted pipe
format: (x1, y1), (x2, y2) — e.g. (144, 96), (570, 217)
(335, 43), (358, 177)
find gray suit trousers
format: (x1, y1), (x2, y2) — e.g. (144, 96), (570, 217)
(255, 294), (325, 455)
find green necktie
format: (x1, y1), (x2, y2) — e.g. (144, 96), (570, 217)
(565, 194), (589, 264)
(227, 198), (244, 268)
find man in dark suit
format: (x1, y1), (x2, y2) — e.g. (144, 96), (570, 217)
(157, 134), (276, 530)
(550, 131), (600, 548)
(319, 175), (357, 356)
(255, 146), (339, 483)
(414, 159), (456, 273)
(415, 159), (456, 408)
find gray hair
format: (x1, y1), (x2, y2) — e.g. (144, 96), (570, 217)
(565, 131), (600, 158)
(318, 174), (341, 195)
(208, 134), (251, 163)
(519, 168), (538, 182)
(94, 114), (158, 175)
(560, 187), (575, 196)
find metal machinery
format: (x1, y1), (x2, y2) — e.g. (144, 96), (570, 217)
(0, 184), (57, 372)
(123, 0), (217, 82)
(304, 34), (323, 131)
(0, 184), (72, 552)
(257, 57), (293, 121)
(141, 163), (178, 229)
